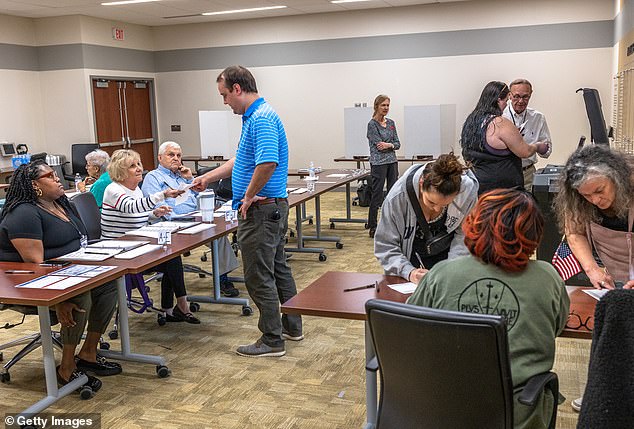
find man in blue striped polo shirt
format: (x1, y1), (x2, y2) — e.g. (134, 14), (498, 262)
(192, 65), (302, 357)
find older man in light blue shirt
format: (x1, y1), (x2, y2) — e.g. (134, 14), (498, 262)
(142, 141), (240, 297)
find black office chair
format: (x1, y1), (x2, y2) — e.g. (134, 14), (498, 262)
(365, 299), (559, 429)
(63, 143), (98, 184)
(0, 305), (62, 383)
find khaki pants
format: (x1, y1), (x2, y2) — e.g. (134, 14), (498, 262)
(523, 164), (536, 193)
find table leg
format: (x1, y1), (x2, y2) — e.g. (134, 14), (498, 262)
(187, 239), (251, 311)
(302, 195), (342, 247)
(18, 307), (88, 415)
(286, 204), (327, 260)
(98, 277), (167, 367)
(329, 182), (368, 227)
(364, 321), (378, 429)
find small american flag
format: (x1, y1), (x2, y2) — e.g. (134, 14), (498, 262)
(552, 239), (582, 281)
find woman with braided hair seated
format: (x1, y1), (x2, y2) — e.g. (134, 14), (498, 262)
(0, 160), (121, 393)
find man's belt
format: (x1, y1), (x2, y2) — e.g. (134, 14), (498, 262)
(251, 197), (288, 206)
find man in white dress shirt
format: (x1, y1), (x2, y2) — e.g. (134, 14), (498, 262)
(502, 78), (552, 192)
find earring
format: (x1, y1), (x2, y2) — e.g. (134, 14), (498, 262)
(34, 186), (43, 197)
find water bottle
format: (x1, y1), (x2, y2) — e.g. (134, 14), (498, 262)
(198, 189), (215, 222)
(308, 161), (315, 179)
(74, 173), (82, 192)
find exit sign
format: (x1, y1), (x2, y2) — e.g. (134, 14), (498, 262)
(112, 27), (125, 41)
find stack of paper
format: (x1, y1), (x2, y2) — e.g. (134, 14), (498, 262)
(124, 221), (197, 238)
(115, 244), (162, 259)
(56, 248), (122, 261)
(86, 240), (149, 251)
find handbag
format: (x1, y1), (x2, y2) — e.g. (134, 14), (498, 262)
(406, 165), (455, 257)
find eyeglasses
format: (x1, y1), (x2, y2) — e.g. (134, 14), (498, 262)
(566, 311), (594, 332)
(37, 170), (58, 180)
(511, 93), (531, 101)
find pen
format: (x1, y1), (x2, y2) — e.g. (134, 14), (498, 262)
(83, 251), (109, 255)
(343, 283), (376, 292)
(5, 270), (35, 274)
(415, 252), (426, 270)
(163, 182), (174, 190)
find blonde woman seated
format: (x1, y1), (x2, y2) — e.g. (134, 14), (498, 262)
(101, 149), (200, 324)
(407, 189), (569, 429)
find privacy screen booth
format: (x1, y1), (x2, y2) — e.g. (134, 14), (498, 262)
(533, 88), (610, 285)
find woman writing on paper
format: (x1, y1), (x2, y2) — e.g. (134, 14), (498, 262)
(555, 144), (634, 290)
(408, 189), (569, 429)
(101, 149), (200, 324)
(0, 161), (120, 393)
(374, 153), (478, 283)
(367, 94), (401, 238)
(461, 81), (548, 194)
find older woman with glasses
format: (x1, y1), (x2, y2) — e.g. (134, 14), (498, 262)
(461, 81), (549, 195)
(101, 149), (200, 324)
(77, 149), (111, 208)
(408, 188), (569, 429)
(0, 161), (121, 395)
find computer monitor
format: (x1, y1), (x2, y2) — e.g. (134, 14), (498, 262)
(576, 88), (609, 145)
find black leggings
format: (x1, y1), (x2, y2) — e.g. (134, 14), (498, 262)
(368, 162), (398, 229)
(153, 256), (187, 310)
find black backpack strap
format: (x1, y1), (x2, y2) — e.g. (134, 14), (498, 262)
(405, 165), (429, 235)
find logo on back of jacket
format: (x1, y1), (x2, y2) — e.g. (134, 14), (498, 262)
(458, 278), (520, 330)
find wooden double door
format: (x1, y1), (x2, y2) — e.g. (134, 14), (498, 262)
(92, 78), (156, 171)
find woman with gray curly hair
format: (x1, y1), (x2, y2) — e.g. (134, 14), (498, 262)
(554, 144), (634, 290)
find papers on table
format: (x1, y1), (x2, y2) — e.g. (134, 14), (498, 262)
(86, 240), (149, 251)
(52, 265), (118, 277)
(387, 282), (418, 294)
(115, 244), (162, 259)
(172, 211), (200, 219)
(56, 248), (122, 261)
(583, 288), (609, 300)
(303, 176), (319, 181)
(16, 265), (118, 290)
(124, 221), (198, 239)
(326, 173), (350, 178)
(177, 223), (215, 234)
(291, 188), (308, 194)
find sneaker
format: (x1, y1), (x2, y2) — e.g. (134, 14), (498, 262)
(236, 339), (286, 357)
(76, 355), (122, 376)
(282, 330), (304, 341)
(220, 279), (240, 297)
(571, 396), (583, 412)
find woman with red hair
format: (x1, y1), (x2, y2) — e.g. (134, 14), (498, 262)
(407, 188), (569, 429)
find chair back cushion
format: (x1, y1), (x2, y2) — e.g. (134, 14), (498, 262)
(71, 144), (99, 177)
(69, 192), (101, 241)
(366, 299), (514, 429)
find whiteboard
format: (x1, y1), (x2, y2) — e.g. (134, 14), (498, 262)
(344, 107), (373, 157)
(198, 111), (242, 158)
(403, 105), (456, 157)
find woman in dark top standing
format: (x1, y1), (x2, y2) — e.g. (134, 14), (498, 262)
(0, 161), (121, 394)
(461, 81), (548, 195)
(367, 94), (401, 238)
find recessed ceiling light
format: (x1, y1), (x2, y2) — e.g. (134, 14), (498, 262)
(331, 0), (372, 3)
(102, 0), (159, 5)
(202, 6), (287, 16)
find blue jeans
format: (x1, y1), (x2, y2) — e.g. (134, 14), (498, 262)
(237, 199), (302, 347)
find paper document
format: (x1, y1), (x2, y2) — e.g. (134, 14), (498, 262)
(172, 211), (199, 219)
(291, 188), (308, 194)
(124, 222), (196, 238)
(303, 176), (319, 181)
(173, 183), (193, 206)
(287, 187), (299, 192)
(17, 276), (66, 289)
(387, 282), (418, 294)
(326, 174), (350, 178)
(86, 240), (148, 251)
(583, 288), (609, 300)
(43, 276), (86, 290)
(52, 265), (118, 278)
(115, 244), (162, 259)
(177, 223), (215, 234)
(56, 248), (121, 261)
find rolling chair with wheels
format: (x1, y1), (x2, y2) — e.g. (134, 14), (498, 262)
(62, 143), (99, 185)
(0, 304), (63, 384)
(365, 299), (559, 429)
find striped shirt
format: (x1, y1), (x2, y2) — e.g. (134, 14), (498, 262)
(101, 182), (164, 239)
(231, 97), (288, 210)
